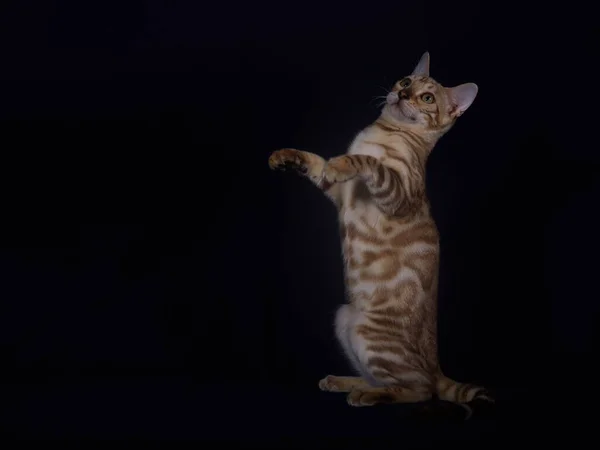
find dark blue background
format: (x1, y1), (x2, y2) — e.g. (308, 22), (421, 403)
(0, 0), (597, 444)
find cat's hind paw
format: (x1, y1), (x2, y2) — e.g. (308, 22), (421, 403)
(319, 375), (369, 393)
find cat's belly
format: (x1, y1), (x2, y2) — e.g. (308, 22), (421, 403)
(340, 203), (439, 310)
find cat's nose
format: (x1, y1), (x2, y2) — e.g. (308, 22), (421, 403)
(398, 90), (410, 99)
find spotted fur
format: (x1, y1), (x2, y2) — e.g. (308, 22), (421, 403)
(269, 52), (492, 418)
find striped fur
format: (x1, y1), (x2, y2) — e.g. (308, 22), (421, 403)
(269, 52), (490, 418)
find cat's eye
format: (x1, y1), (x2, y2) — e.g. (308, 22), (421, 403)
(421, 93), (435, 104)
(399, 78), (411, 88)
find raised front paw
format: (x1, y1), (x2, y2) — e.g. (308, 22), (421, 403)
(324, 156), (359, 183)
(268, 148), (308, 174)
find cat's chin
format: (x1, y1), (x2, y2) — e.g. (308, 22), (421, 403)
(385, 104), (418, 124)
(399, 102), (419, 121)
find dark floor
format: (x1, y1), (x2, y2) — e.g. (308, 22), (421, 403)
(1, 376), (528, 445)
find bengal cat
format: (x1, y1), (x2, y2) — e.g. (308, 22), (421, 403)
(268, 52), (493, 417)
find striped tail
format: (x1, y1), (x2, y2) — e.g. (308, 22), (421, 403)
(435, 375), (494, 420)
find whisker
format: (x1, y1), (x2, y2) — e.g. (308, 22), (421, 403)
(369, 94), (388, 105)
(371, 81), (392, 108)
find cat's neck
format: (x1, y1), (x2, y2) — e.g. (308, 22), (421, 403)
(376, 114), (440, 141)
(372, 116), (439, 158)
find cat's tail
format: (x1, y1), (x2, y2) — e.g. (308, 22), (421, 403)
(435, 374), (494, 419)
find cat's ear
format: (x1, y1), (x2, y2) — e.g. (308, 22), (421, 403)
(411, 52), (430, 77)
(447, 83), (478, 118)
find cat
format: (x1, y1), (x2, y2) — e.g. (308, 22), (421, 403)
(268, 52), (493, 418)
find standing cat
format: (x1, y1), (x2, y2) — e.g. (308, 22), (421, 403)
(268, 52), (492, 416)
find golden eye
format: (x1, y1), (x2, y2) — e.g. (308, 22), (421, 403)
(399, 78), (411, 88)
(421, 93), (435, 103)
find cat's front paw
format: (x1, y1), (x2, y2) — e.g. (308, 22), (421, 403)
(268, 149), (308, 174)
(324, 156), (358, 183)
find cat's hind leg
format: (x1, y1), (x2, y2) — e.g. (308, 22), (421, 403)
(318, 305), (374, 393)
(346, 386), (431, 407)
(339, 307), (435, 407)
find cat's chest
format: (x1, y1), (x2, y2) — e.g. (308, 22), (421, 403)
(347, 138), (386, 158)
(341, 135), (398, 208)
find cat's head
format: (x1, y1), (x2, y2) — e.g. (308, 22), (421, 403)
(382, 52), (478, 135)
